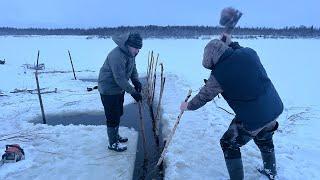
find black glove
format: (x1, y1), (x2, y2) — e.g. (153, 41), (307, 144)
(131, 92), (142, 102)
(133, 81), (142, 93)
(203, 79), (208, 84)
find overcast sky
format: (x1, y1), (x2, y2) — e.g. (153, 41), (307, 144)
(1, 0), (319, 28)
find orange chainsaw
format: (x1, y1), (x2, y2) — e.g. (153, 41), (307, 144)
(0, 144), (25, 166)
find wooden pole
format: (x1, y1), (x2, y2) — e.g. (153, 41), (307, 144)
(156, 90), (192, 166)
(148, 52), (154, 104)
(147, 51), (151, 82)
(35, 50), (46, 124)
(155, 63), (165, 122)
(138, 101), (148, 159)
(68, 50), (77, 80)
(36, 51), (40, 67)
(151, 55), (158, 107)
(155, 64), (166, 136)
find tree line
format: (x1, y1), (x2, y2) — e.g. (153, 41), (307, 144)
(0, 25), (319, 39)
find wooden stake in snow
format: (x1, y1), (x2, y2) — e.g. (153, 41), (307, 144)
(35, 50), (46, 124)
(156, 89), (192, 166)
(154, 63), (166, 136)
(68, 50), (77, 80)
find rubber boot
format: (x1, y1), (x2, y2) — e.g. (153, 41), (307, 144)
(258, 152), (277, 180)
(225, 158), (244, 180)
(107, 127), (127, 152)
(115, 126), (128, 143)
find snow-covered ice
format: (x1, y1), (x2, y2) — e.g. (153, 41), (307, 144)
(153, 38), (320, 180)
(0, 36), (319, 179)
(0, 36), (138, 180)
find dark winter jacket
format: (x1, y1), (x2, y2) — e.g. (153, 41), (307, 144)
(188, 41), (283, 131)
(98, 33), (140, 95)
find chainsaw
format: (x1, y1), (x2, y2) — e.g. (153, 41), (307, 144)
(0, 144), (25, 166)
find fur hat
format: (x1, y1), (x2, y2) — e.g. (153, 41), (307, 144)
(126, 33), (143, 49)
(202, 39), (230, 70)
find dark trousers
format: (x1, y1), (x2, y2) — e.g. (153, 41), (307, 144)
(220, 119), (278, 159)
(100, 92), (125, 127)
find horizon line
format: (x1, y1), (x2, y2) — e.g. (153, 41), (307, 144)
(0, 25), (319, 30)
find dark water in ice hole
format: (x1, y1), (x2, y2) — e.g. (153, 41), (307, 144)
(30, 102), (164, 180)
(78, 78), (98, 83)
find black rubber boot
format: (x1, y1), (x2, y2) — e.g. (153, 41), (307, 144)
(107, 127), (127, 152)
(258, 152), (277, 180)
(116, 126), (128, 143)
(108, 142), (127, 152)
(225, 158), (244, 180)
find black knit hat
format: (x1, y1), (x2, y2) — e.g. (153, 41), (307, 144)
(126, 33), (143, 49)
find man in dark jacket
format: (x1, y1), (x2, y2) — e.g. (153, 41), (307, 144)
(180, 36), (283, 180)
(98, 32), (143, 152)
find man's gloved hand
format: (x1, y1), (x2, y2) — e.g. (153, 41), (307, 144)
(131, 92), (142, 102)
(180, 102), (189, 111)
(133, 81), (142, 93)
(220, 33), (232, 45)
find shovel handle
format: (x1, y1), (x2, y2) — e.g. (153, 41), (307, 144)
(156, 89), (192, 166)
(184, 89), (192, 102)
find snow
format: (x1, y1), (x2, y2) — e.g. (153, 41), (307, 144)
(159, 74), (320, 180)
(153, 39), (320, 179)
(0, 36), (138, 180)
(1, 35), (320, 179)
